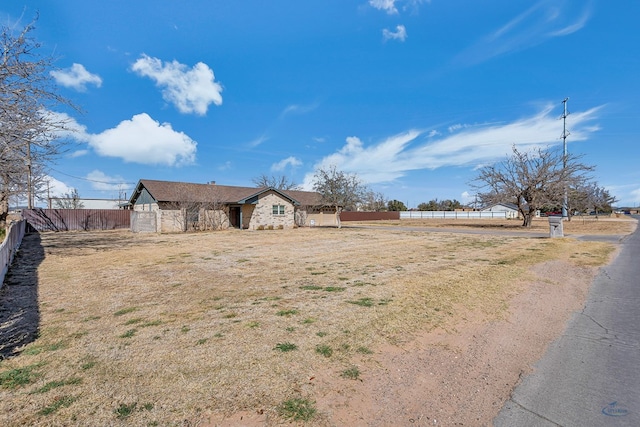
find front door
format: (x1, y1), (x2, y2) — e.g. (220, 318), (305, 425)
(229, 206), (241, 228)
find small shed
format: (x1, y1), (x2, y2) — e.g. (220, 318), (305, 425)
(481, 202), (520, 219)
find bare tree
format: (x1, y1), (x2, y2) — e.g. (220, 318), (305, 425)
(360, 190), (387, 211)
(0, 18), (75, 228)
(312, 165), (366, 228)
(472, 146), (593, 227)
(200, 189), (228, 230)
(570, 182), (617, 218)
(52, 188), (84, 209)
(252, 174), (301, 190)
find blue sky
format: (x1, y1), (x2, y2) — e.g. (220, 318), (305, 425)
(4, 0), (640, 207)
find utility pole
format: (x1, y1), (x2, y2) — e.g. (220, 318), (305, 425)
(561, 97), (570, 219)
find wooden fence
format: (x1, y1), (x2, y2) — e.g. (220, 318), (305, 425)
(23, 209), (131, 232)
(1, 220), (26, 288)
(340, 211), (400, 221)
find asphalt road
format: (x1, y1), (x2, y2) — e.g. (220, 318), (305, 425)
(494, 216), (640, 427)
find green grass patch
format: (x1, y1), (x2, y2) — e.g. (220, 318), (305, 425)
(119, 329), (137, 338)
(278, 398), (317, 421)
(39, 395), (77, 415)
(247, 321), (260, 328)
(300, 285), (323, 291)
(115, 402), (137, 419)
(302, 318), (315, 324)
(315, 344), (333, 358)
(310, 271), (326, 275)
(274, 342), (297, 352)
(180, 326), (190, 333)
(0, 364), (42, 389)
(341, 366), (361, 380)
(81, 361), (97, 370)
(141, 320), (163, 327)
(113, 307), (138, 317)
(276, 309), (299, 317)
(356, 346), (373, 355)
(22, 342), (67, 356)
(316, 331), (327, 337)
(324, 286), (345, 292)
(32, 377), (82, 394)
(348, 298), (374, 307)
(124, 317), (143, 325)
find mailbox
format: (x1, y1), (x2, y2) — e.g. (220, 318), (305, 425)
(548, 216), (564, 238)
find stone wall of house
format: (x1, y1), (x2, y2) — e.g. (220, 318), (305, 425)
(132, 202), (161, 232)
(159, 209), (184, 232)
(249, 191), (295, 230)
(201, 208), (230, 230)
(242, 205), (255, 229)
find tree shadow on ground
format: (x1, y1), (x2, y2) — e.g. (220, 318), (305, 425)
(0, 232), (44, 359)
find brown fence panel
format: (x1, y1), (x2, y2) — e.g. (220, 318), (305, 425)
(340, 211), (400, 221)
(23, 209), (131, 232)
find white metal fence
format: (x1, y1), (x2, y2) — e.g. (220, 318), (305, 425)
(400, 211), (509, 219)
(1, 220), (26, 289)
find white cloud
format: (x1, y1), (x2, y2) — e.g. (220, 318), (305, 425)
(131, 54), (223, 115)
(86, 170), (128, 191)
(369, 0), (398, 14)
(271, 156), (303, 172)
(218, 161), (232, 171)
(44, 112), (197, 166)
(69, 149), (89, 158)
(50, 63), (102, 92)
(89, 113), (197, 166)
(45, 176), (73, 197)
(448, 123), (468, 133)
(248, 135), (269, 148)
(382, 25), (407, 42)
(370, 0), (429, 15)
(303, 104), (602, 187)
(460, 191), (475, 204)
(455, 0), (593, 65)
(41, 110), (91, 142)
(280, 103), (318, 118)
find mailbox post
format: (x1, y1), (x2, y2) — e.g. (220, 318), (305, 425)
(548, 216), (564, 238)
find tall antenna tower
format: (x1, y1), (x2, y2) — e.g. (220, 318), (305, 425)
(561, 97), (570, 218)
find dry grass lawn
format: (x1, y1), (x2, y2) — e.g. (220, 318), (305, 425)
(0, 218), (634, 426)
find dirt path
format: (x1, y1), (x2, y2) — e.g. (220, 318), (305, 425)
(315, 261), (597, 426)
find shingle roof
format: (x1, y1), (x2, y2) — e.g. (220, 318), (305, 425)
(131, 179), (323, 206)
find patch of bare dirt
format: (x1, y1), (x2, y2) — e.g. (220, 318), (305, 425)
(309, 261), (599, 426)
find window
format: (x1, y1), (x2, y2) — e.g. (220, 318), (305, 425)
(272, 205), (285, 215)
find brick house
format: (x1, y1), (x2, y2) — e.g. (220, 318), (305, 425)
(128, 179), (337, 233)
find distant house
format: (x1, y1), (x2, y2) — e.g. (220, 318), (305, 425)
(128, 179), (337, 233)
(481, 202), (521, 219)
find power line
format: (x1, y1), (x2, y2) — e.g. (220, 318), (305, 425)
(48, 167), (136, 186)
